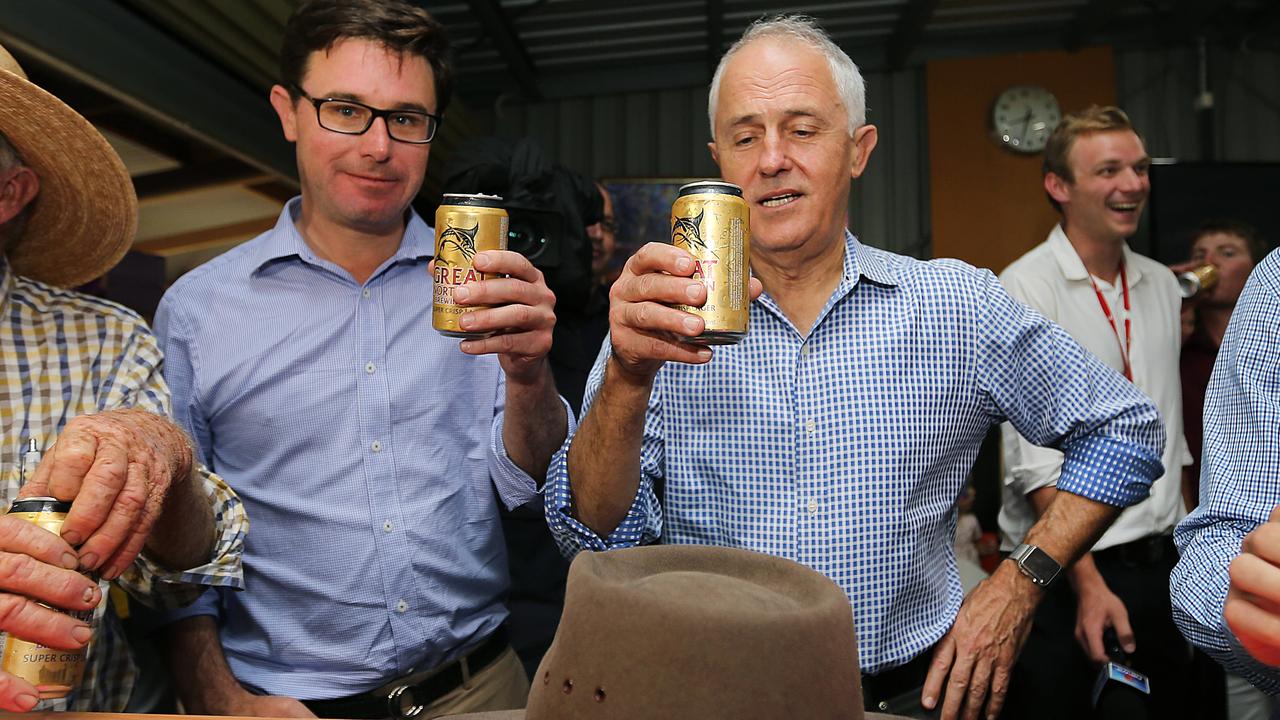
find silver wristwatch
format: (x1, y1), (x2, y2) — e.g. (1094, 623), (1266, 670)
(1009, 543), (1061, 588)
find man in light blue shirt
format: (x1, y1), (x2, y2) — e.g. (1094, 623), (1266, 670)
(155, 1), (569, 718)
(546, 15), (1164, 720)
(1172, 248), (1280, 699)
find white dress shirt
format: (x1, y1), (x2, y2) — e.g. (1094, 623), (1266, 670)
(998, 224), (1190, 551)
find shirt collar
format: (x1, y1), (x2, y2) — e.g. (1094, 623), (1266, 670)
(847, 230), (900, 288)
(1047, 224), (1144, 288)
(247, 197), (434, 276)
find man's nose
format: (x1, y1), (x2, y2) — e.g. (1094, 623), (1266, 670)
(758, 133), (790, 175)
(360, 117), (393, 160)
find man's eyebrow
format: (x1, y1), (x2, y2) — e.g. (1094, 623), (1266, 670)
(314, 91), (432, 113)
(726, 108), (823, 127)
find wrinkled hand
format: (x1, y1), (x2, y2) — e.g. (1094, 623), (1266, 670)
(0, 515), (102, 711)
(923, 563), (1039, 720)
(219, 690), (316, 718)
(20, 409), (193, 580)
(1073, 577), (1135, 663)
(1168, 260), (1199, 275)
(436, 251), (557, 384)
(1226, 505), (1280, 666)
(607, 242), (763, 382)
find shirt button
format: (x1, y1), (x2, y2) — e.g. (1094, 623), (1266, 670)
(365, 361), (376, 375)
(805, 419), (816, 434)
(362, 288), (371, 299)
(807, 498), (819, 515)
(383, 520), (393, 533)
(371, 440), (383, 453)
(395, 599), (408, 613)
(800, 345), (811, 359)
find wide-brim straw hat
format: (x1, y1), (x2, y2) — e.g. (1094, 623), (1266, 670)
(446, 545), (909, 720)
(0, 43), (136, 287)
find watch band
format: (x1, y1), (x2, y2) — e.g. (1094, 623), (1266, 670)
(1010, 543), (1061, 588)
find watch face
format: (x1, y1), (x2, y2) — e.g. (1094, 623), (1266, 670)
(991, 85), (1061, 154)
(1021, 545), (1062, 585)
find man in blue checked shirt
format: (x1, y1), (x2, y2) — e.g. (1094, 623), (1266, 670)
(155, 1), (569, 718)
(545, 15), (1165, 720)
(1172, 248), (1280, 701)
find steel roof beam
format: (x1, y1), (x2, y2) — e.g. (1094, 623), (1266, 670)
(461, 0), (543, 101)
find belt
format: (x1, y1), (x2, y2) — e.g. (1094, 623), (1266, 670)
(303, 627), (509, 719)
(861, 647), (934, 713)
(1093, 535), (1176, 568)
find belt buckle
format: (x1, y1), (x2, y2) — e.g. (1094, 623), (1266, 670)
(387, 684), (424, 720)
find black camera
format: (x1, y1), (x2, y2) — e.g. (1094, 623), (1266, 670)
(440, 137), (601, 309)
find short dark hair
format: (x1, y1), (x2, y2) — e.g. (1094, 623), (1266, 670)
(1042, 105), (1141, 213)
(1190, 218), (1269, 265)
(280, 0), (454, 115)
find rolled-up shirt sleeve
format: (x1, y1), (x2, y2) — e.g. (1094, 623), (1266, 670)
(545, 340), (664, 558)
(974, 267), (1164, 507)
(103, 316), (247, 609)
(489, 367), (578, 510)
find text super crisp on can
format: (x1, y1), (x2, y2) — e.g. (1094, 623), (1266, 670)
(433, 193), (509, 338)
(669, 180), (750, 345)
(0, 497), (93, 699)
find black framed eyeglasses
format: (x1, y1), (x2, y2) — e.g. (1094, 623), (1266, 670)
(291, 85), (441, 144)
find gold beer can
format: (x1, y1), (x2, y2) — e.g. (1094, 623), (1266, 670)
(433, 193), (509, 338)
(1177, 264), (1220, 299)
(0, 497), (93, 699)
(670, 181), (751, 344)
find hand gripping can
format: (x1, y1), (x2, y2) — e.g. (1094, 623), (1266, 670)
(0, 497), (95, 699)
(433, 193), (509, 337)
(669, 181), (751, 344)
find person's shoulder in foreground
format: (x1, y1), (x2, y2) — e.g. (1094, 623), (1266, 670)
(1171, 247), (1280, 693)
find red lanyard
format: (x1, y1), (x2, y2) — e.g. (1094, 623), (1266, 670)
(1089, 263), (1132, 382)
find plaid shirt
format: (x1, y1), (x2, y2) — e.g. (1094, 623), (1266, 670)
(0, 255), (247, 710)
(547, 232), (1165, 674)
(1172, 248), (1280, 694)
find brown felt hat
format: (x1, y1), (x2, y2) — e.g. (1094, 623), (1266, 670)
(0, 43), (137, 287)
(446, 545), (908, 720)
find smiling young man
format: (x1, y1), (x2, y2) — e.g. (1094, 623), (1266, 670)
(998, 106), (1194, 718)
(545, 18), (1167, 720)
(154, 1), (568, 718)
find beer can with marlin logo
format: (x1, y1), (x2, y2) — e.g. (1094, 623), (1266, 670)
(669, 180), (750, 344)
(433, 193), (509, 338)
(0, 497), (96, 699)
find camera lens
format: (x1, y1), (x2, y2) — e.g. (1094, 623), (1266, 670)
(508, 221), (548, 262)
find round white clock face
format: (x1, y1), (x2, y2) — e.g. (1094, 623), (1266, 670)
(991, 85), (1062, 154)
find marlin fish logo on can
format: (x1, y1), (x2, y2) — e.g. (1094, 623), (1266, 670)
(669, 181), (750, 345)
(433, 193), (509, 338)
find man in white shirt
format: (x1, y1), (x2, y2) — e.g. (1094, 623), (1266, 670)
(998, 105), (1193, 718)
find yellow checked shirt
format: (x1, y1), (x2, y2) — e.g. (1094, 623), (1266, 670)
(0, 256), (247, 710)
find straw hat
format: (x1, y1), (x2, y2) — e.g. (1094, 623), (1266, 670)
(447, 545), (908, 720)
(0, 43), (136, 287)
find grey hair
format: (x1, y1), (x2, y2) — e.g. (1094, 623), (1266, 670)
(0, 131), (21, 172)
(708, 15), (866, 140)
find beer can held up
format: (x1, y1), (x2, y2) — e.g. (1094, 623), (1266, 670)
(433, 193), (509, 338)
(669, 181), (751, 345)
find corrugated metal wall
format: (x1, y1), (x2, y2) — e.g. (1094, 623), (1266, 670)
(491, 45), (1279, 261)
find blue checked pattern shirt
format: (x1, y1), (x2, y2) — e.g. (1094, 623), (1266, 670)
(546, 232), (1165, 674)
(155, 199), (555, 699)
(1172, 248), (1280, 694)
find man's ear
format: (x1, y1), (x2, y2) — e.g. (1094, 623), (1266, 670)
(0, 166), (39, 226)
(269, 84), (300, 143)
(850, 125), (878, 179)
(708, 140), (720, 169)
(1044, 171), (1072, 206)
